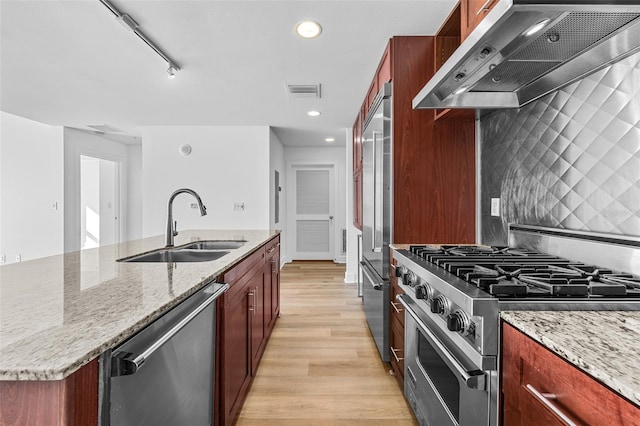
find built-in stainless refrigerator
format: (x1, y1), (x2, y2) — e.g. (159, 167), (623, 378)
(360, 82), (392, 362)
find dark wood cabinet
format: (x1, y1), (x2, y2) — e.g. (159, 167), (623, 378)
(218, 235), (281, 426)
(461, 0), (498, 40)
(389, 257), (405, 389)
(351, 36), (475, 244)
(501, 321), (640, 426)
(0, 359), (98, 426)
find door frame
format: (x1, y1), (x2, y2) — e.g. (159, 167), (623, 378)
(64, 143), (126, 253)
(286, 160), (338, 261)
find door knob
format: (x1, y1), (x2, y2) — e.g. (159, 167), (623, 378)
(329, 216), (334, 219)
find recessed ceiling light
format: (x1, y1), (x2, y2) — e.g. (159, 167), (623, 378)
(307, 110), (321, 117)
(295, 20), (322, 38)
(325, 137), (335, 142)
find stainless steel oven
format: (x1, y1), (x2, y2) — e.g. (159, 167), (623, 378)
(400, 295), (494, 426)
(393, 224), (640, 426)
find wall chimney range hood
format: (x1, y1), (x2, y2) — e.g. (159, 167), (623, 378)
(413, 1), (640, 110)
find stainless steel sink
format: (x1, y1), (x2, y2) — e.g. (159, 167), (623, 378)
(118, 248), (230, 263)
(179, 240), (246, 250)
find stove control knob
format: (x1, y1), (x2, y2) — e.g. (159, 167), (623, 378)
(404, 271), (418, 287)
(394, 266), (405, 278)
(447, 310), (471, 335)
(414, 284), (433, 300)
(430, 295), (449, 315)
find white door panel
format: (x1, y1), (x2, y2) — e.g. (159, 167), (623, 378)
(290, 166), (335, 260)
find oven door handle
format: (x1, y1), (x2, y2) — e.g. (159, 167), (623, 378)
(398, 294), (486, 390)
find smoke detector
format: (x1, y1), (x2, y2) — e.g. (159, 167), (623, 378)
(286, 83), (322, 99)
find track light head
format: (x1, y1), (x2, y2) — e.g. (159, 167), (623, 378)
(167, 65), (176, 79)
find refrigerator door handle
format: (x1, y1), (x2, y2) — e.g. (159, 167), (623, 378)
(360, 261), (382, 290)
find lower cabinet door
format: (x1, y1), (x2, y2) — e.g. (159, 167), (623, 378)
(250, 271), (266, 372)
(222, 289), (251, 425)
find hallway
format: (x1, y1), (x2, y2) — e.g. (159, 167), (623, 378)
(235, 261), (417, 425)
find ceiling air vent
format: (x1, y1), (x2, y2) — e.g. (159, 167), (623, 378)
(286, 83), (321, 99)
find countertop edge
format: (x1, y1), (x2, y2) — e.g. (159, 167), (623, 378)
(500, 311), (640, 407)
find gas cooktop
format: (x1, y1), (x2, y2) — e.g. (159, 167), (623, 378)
(407, 245), (640, 299)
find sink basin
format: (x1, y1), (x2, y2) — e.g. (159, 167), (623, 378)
(118, 248), (230, 263)
(180, 240), (246, 250)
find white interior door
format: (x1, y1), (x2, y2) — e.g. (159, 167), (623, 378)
(291, 165), (335, 260)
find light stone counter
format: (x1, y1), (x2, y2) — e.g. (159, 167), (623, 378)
(0, 229), (279, 380)
(501, 311), (640, 406)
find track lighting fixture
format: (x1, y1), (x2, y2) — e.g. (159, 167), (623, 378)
(100, 0), (181, 78)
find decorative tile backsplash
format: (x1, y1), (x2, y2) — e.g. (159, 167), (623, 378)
(480, 52), (640, 245)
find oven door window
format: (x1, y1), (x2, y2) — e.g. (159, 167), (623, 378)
(417, 331), (460, 422)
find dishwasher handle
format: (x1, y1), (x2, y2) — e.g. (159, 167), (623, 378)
(111, 282), (229, 377)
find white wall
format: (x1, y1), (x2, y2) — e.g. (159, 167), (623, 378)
(126, 144), (143, 241)
(141, 126), (271, 237)
(344, 128), (360, 283)
(284, 146), (347, 264)
(0, 112), (64, 263)
(269, 129), (287, 263)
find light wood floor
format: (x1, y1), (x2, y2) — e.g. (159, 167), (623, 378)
(236, 260), (417, 426)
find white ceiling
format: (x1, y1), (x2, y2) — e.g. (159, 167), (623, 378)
(0, 0), (456, 147)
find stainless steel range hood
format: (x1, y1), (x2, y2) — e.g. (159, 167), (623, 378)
(413, 1), (640, 110)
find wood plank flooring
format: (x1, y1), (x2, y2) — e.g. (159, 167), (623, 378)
(236, 261), (417, 425)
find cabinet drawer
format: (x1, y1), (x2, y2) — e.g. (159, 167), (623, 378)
(265, 235), (280, 255)
(501, 322), (640, 426)
(223, 250), (265, 304)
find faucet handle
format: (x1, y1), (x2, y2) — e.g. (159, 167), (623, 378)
(173, 220), (179, 237)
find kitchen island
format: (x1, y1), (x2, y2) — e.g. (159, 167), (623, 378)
(0, 229), (280, 425)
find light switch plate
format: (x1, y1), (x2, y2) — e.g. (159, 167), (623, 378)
(491, 198), (500, 217)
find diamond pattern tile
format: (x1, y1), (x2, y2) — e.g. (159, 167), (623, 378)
(480, 52), (640, 245)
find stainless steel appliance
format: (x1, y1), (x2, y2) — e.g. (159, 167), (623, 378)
(413, 1), (640, 110)
(361, 82), (392, 362)
(393, 224), (640, 426)
(100, 281), (229, 426)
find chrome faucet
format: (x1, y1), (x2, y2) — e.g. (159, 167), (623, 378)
(166, 188), (207, 247)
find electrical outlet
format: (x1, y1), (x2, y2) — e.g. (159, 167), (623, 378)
(15, 254), (21, 262)
(0, 255), (5, 263)
(233, 202), (245, 211)
(490, 198), (500, 217)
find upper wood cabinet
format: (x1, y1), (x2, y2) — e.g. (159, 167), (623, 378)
(501, 322), (640, 426)
(461, 0), (498, 40)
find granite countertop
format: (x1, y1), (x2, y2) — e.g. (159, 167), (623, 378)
(501, 311), (640, 406)
(0, 229), (279, 381)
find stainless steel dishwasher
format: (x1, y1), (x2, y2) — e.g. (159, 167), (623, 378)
(99, 280), (228, 426)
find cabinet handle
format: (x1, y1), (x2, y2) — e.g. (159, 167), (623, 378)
(390, 301), (404, 314)
(390, 347), (404, 363)
(248, 290), (255, 312)
(254, 287), (258, 314)
(477, 0), (497, 15)
(525, 384), (578, 426)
